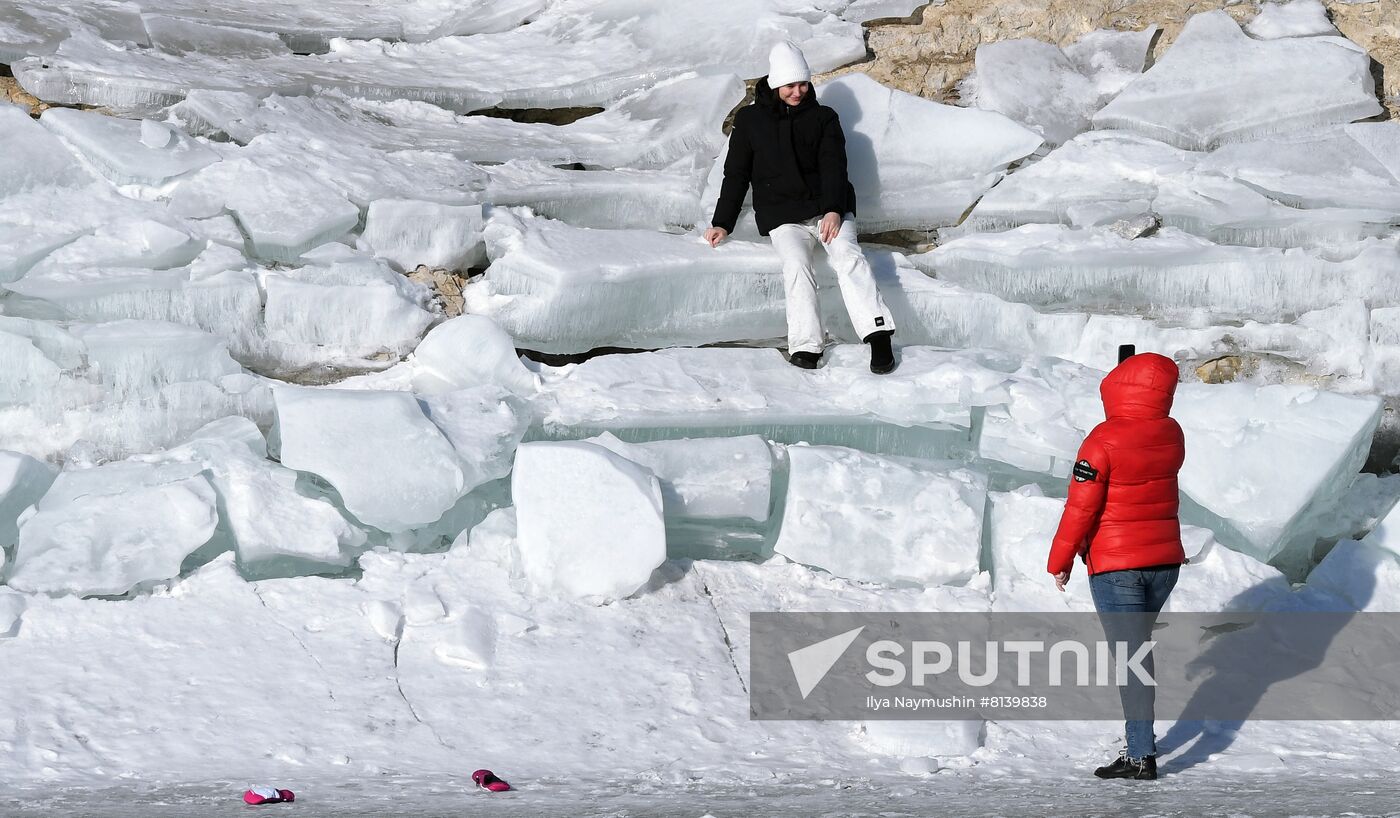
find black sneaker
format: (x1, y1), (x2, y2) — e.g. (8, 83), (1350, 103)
(1094, 751), (1157, 780)
(864, 330), (895, 374)
(789, 350), (821, 369)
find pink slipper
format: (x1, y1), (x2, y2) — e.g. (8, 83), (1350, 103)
(243, 786), (295, 805)
(472, 769), (511, 792)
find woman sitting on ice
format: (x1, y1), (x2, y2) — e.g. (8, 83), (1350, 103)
(704, 41), (897, 375)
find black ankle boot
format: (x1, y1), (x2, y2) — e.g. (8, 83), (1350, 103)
(864, 330), (895, 374)
(1094, 751), (1157, 780)
(789, 350), (821, 369)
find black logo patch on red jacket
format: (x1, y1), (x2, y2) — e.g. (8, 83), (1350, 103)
(1072, 459), (1099, 483)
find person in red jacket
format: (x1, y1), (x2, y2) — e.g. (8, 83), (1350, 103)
(1047, 350), (1186, 781)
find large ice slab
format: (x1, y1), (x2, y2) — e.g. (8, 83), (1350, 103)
(168, 154), (359, 262)
(535, 344), (1098, 469)
(979, 375), (1382, 575)
(138, 417), (365, 571)
(0, 183), (180, 285)
(220, 131), (488, 211)
(142, 14), (293, 58)
(0, 311), (275, 463)
(7, 461), (219, 596)
(988, 486), (1292, 612)
(0, 1), (146, 63)
(5, 244), (265, 355)
(963, 25), (1157, 148)
(1198, 129), (1400, 213)
(273, 386), (465, 533)
(360, 200), (485, 273)
(261, 248), (434, 358)
(1174, 383), (1384, 569)
(967, 39), (1099, 146)
(774, 445), (986, 587)
(702, 73), (1042, 234)
(485, 160), (707, 231)
(40, 108), (219, 187)
(511, 441), (666, 602)
(914, 225), (1400, 321)
(66, 320), (242, 401)
(462, 211), (1356, 372)
(1093, 11), (1381, 149)
(465, 209), (789, 352)
(0, 104), (95, 197)
(585, 432), (774, 522)
(960, 130), (1399, 248)
(176, 72), (743, 171)
(20, 217), (204, 281)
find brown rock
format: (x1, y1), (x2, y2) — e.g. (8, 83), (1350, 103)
(1, 74), (45, 116)
(407, 265), (469, 318)
(1196, 354), (1255, 384)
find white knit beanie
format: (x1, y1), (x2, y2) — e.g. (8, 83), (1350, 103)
(767, 41), (811, 88)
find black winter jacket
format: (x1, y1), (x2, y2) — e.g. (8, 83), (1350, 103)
(711, 79), (858, 237)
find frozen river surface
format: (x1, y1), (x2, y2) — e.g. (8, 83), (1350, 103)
(5, 772), (1398, 817)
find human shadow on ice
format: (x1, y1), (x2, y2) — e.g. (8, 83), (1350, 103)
(818, 82), (882, 214)
(1156, 559), (1376, 775)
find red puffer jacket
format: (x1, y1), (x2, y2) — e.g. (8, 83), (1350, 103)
(1047, 353), (1186, 577)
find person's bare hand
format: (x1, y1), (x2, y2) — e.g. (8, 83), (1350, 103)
(819, 212), (841, 243)
(1053, 570), (1070, 592)
(703, 227), (729, 247)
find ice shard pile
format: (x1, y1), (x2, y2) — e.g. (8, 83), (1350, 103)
(3, 0), (1400, 787)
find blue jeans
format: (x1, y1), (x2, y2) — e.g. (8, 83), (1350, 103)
(1089, 565), (1179, 761)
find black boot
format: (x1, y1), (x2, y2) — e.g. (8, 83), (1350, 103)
(789, 350), (821, 369)
(864, 330), (895, 374)
(1094, 751), (1157, 780)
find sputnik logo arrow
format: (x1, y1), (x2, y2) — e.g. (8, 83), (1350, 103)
(788, 626), (865, 700)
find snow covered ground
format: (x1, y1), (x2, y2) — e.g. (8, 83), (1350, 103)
(3, 0), (1400, 813)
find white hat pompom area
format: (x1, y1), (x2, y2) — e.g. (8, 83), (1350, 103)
(767, 41), (812, 88)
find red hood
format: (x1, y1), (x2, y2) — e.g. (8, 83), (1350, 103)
(1100, 352), (1178, 420)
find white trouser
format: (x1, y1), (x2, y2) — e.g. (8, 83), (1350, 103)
(768, 213), (895, 354)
